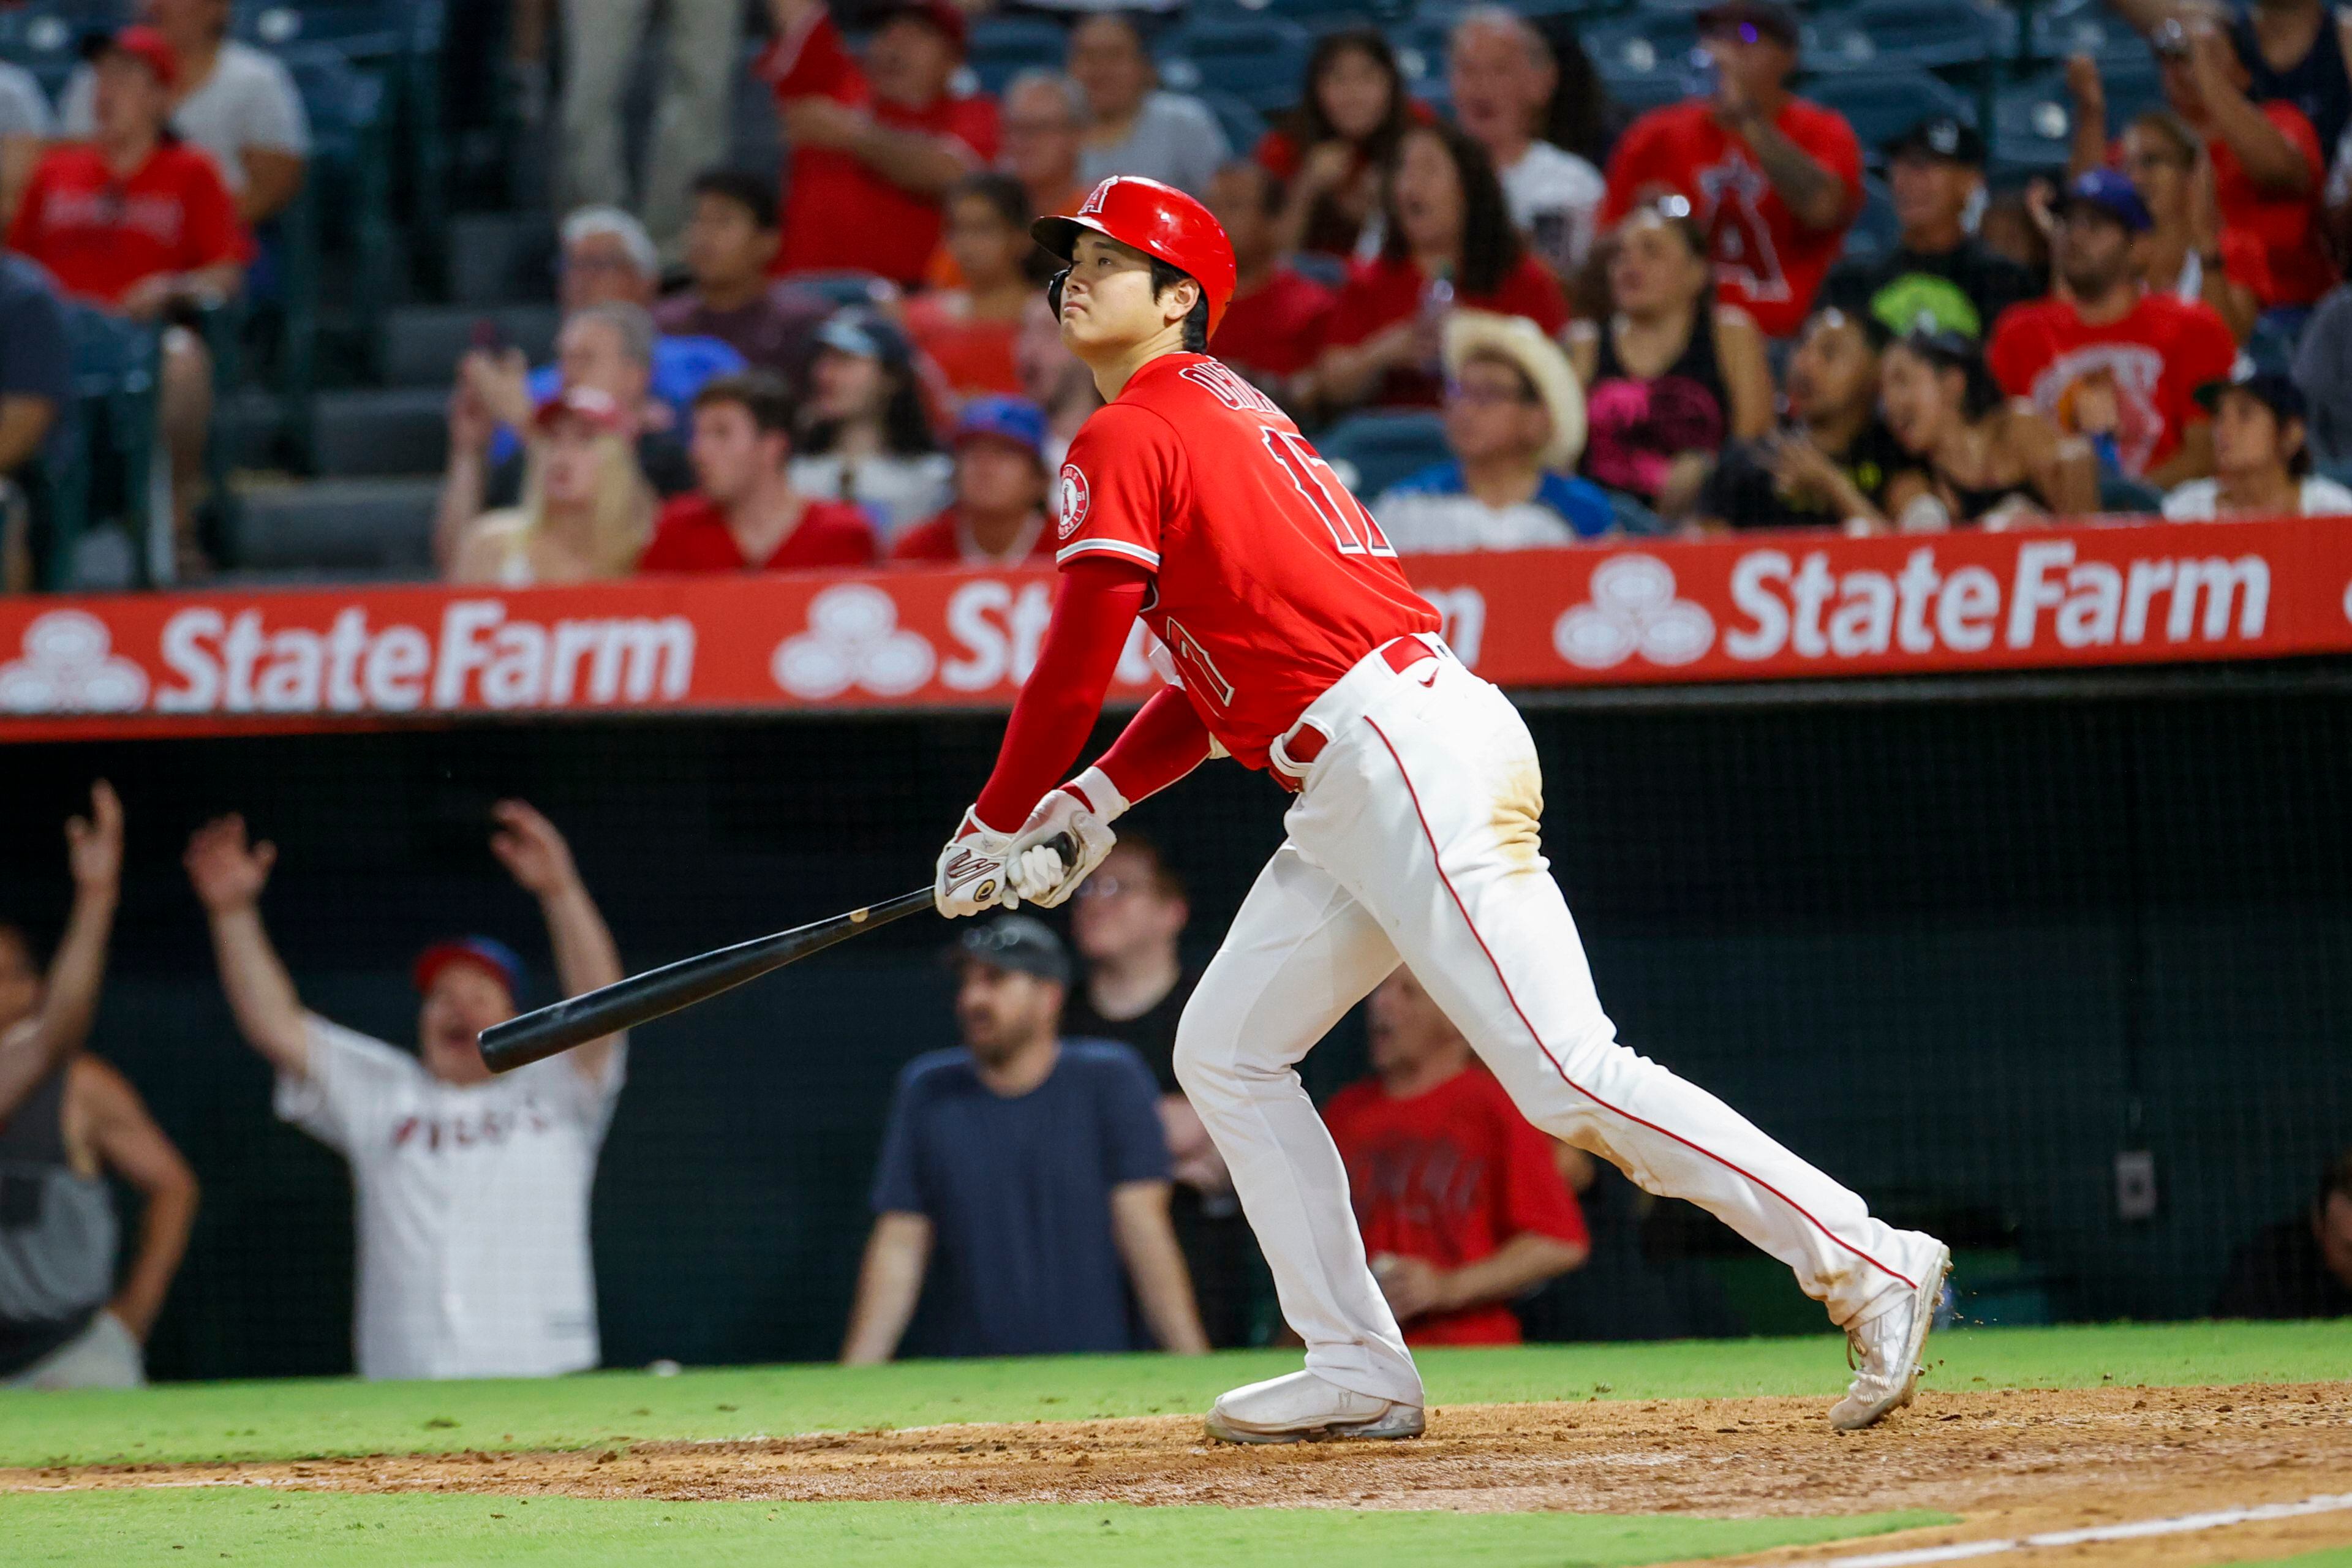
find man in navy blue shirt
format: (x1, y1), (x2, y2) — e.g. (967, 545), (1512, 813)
(841, 916), (1209, 1362)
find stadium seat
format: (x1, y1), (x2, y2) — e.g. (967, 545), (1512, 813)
(1317, 409), (1450, 499)
(1805, 0), (2013, 76)
(1842, 173), (1899, 265)
(1156, 17), (1316, 116)
(44, 308), (161, 590)
(2097, 475), (2164, 513)
(1989, 70), (2075, 174)
(0, 5), (91, 97)
(1802, 67), (1974, 156)
(1287, 251), (1349, 290)
(274, 43), (396, 467)
(791, 272), (904, 312)
(1202, 91), (1270, 162)
(965, 17), (1067, 97)
(2025, 0), (2151, 68)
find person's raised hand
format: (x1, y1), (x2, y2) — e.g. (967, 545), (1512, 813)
(184, 815), (276, 913)
(64, 780), (123, 892)
(1297, 140), (1356, 193)
(2064, 51), (2104, 111)
(488, 800), (581, 899)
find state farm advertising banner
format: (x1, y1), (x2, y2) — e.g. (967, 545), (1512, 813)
(1, 518), (2346, 740)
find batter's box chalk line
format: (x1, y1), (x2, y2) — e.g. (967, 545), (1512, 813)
(1789, 1491), (2352, 1567)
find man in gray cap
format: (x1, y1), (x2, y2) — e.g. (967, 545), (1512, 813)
(1821, 115), (2038, 341)
(840, 916), (1208, 1363)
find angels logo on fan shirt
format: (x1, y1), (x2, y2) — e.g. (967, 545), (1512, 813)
(1057, 464), (1091, 541)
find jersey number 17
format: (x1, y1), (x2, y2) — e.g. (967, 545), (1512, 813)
(1262, 428), (1396, 560)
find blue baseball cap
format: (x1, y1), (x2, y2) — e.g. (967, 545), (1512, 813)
(2059, 168), (2152, 233)
(814, 308), (911, 369)
(952, 396), (1048, 463)
(413, 936), (526, 1001)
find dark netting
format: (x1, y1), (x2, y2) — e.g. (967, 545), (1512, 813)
(3, 663), (2347, 1377)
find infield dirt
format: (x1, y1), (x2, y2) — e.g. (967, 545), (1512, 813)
(7, 1381), (2349, 1566)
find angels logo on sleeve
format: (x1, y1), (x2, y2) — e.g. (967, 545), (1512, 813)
(1057, 464), (1091, 541)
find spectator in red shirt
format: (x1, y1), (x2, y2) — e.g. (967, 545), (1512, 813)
(1988, 169), (2238, 486)
(2113, 106), (2269, 341)
(2155, 21), (2334, 312)
(1315, 120), (1570, 412)
(890, 396), (1055, 567)
(905, 173), (1045, 404)
(640, 371), (876, 574)
(1255, 27), (1423, 259)
(10, 26), (246, 576)
(1599, 0), (1861, 339)
(1322, 968), (1589, 1347)
(759, 0), (999, 288)
(1205, 161), (1336, 410)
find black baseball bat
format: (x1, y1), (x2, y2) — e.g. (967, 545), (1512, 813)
(479, 834), (1074, 1074)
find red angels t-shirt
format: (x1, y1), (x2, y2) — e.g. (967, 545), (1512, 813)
(1212, 266), (1338, 382)
(8, 143), (247, 308)
(1322, 1065), (1589, 1347)
(889, 507), (1054, 565)
(1054, 353), (1439, 769)
(1600, 98), (1863, 338)
(2208, 102), (2334, 308)
(1323, 253), (1570, 407)
(1986, 292), (2238, 477)
(760, 14), (1000, 285)
(637, 494), (877, 573)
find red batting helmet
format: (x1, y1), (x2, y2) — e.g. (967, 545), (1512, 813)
(1033, 176), (1238, 337)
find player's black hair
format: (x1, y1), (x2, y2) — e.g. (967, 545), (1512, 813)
(1379, 119), (1525, 298)
(690, 167), (780, 232)
(692, 371), (794, 438)
(1148, 258), (1212, 353)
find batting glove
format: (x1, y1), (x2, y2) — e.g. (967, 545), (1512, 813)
(1008, 767), (1126, 908)
(935, 807), (1021, 918)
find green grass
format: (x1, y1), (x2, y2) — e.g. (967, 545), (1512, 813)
(6, 1491), (1949, 1568)
(0, 1321), (2339, 1469)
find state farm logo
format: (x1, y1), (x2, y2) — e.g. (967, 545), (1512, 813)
(1553, 555), (1714, 669)
(771, 584), (935, 699)
(1057, 463), (1090, 541)
(0, 611), (149, 713)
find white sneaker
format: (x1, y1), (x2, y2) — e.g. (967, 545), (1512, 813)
(1204, 1370), (1427, 1444)
(1828, 1239), (1953, 1431)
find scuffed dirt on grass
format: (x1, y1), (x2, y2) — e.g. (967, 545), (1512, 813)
(7, 1382), (2348, 1565)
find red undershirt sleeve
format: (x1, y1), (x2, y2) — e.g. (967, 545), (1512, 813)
(1091, 686), (1215, 807)
(973, 557), (1153, 829)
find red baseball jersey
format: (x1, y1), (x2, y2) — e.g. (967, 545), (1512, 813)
(9, 143), (247, 308)
(1323, 1065), (1590, 1346)
(1054, 353), (1439, 770)
(637, 494), (877, 573)
(1986, 292), (2237, 477)
(1600, 98), (1863, 339)
(759, 13), (1000, 286)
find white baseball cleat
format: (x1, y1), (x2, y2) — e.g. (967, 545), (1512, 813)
(1204, 1370), (1427, 1444)
(1828, 1239), (1953, 1431)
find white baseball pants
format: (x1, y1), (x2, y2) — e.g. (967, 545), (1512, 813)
(1173, 639), (1942, 1406)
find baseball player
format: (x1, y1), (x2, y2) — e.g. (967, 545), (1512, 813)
(185, 801), (626, 1380)
(933, 175), (1950, 1442)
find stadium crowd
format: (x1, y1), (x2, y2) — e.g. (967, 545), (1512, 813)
(1, 0), (2351, 593)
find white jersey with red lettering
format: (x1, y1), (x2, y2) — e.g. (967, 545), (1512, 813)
(1053, 353), (1438, 769)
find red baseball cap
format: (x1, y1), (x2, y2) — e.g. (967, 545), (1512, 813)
(876, 0), (966, 55)
(413, 937), (525, 1001)
(85, 24), (178, 89)
(533, 385), (632, 435)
